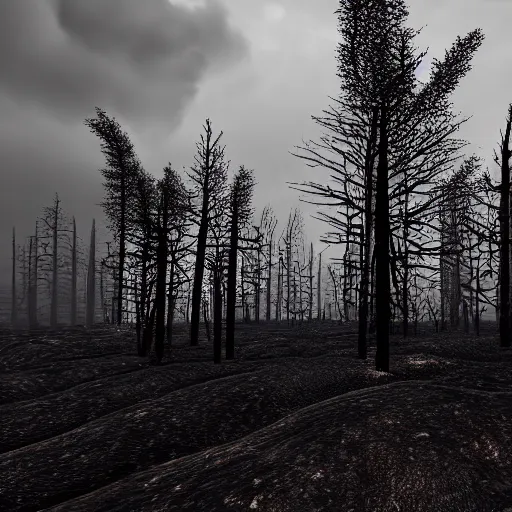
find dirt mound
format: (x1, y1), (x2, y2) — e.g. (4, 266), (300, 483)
(0, 360), (261, 453)
(2, 324), (512, 511)
(0, 356), (396, 511)
(48, 382), (512, 512)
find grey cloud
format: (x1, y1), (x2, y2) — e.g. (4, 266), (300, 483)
(0, 0), (249, 126)
(0, 0), (249, 285)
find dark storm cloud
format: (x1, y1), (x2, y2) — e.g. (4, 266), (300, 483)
(0, 0), (248, 124)
(0, 0), (249, 286)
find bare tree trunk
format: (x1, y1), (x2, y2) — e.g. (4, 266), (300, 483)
(440, 228), (446, 332)
(86, 220), (96, 329)
(328, 265), (343, 324)
(71, 218), (77, 326)
(134, 277), (144, 355)
(266, 239), (272, 321)
(298, 261), (304, 323)
(358, 106), (378, 358)
(402, 183), (410, 338)
(111, 269), (116, 325)
(213, 263), (222, 364)
(309, 243), (313, 322)
(499, 106), (512, 347)
(343, 207), (350, 321)
(186, 285), (191, 324)
(241, 258), (247, 323)
(143, 302), (157, 355)
(166, 261), (175, 345)
(375, 103), (390, 373)
(33, 222), (39, 328)
(203, 293), (211, 343)
(190, 172), (210, 345)
(28, 236), (34, 328)
(50, 197), (59, 329)
(475, 261), (481, 336)
(256, 243), (261, 323)
(292, 268), (297, 326)
(276, 256), (281, 322)
(116, 179), (126, 326)
(154, 206), (169, 364)
(100, 261), (105, 323)
(286, 241), (291, 325)
(463, 299), (469, 333)
(369, 247), (376, 333)
(317, 251), (322, 320)
(21, 243), (27, 323)
(11, 227), (17, 327)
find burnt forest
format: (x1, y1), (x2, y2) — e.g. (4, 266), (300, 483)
(1, 0), (512, 511)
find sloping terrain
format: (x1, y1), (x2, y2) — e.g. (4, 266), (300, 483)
(0, 322), (511, 511)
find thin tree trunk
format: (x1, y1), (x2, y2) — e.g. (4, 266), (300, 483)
(226, 208), (238, 359)
(28, 236), (34, 328)
(166, 261), (175, 345)
(33, 223), (38, 328)
(286, 242), (291, 325)
(117, 179), (126, 326)
(475, 261), (481, 336)
(276, 256), (281, 322)
(50, 197), (59, 329)
(375, 103), (390, 372)
(402, 184), (410, 338)
(11, 227), (17, 327)
(85, 220), (96, 329)
(213, 264), (222, 364)
(241, 258), (247, 323)
(358, 107), (378, 358)
(71, 218), (77, 325)
(154, 192), (169, 363)
(440, 227), (446, 332)
(143, 303), (157, 355)
(266, 239), (272, 321)
(190, 174), (210, 346)
(317, 251), (322, 320)
(100, 262), (105, 323)
(135, 277), (144, 355)
(256, 244), (261, 323)
(309, 243), (314, 322)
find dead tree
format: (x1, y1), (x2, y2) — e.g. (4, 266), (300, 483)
(188, 119), (228, 347)
(153, 166), (188, 363)
(86, 220), (96, 329)
(497, 105), (512, 347)
(70, 218), (78, 325)
(10, 227), (17, 327)
(85, 107), (142, 326)
(225, 166), (255, 359)
(291, 0), (483, 370)
(259, 206), (278, 322)
(37, 194), (73, 328)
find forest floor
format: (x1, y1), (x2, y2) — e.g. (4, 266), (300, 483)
(1, 321), (512, 511)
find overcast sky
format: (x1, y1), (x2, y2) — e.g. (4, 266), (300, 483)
(0, 0), (511, 287)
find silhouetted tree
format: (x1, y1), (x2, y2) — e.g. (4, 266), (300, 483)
(11, 227), (17, 327)
(85, 107), (143, 326)
(291, 0), (484, 371)
(226, 166), (255, 359)
(497, 105), (512, 347)
(188, 119), (228, 346)
(86, 220), (96, 329)
(70, 218), (78, 325)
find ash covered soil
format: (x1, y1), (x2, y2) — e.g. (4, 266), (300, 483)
(1, 322), (512, 511)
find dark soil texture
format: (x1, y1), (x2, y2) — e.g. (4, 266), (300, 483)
(1, 322), (512, 511)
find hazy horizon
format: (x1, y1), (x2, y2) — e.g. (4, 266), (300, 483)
(0, 0), (511, 290)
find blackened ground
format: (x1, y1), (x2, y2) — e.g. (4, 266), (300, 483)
(0, 321), (511, 511)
